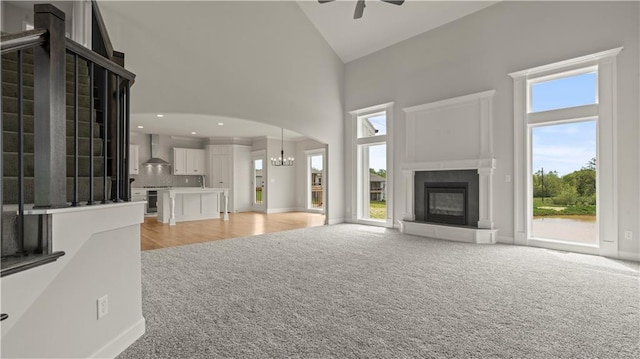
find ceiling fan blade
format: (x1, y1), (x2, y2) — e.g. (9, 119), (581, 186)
(354, 0), (365, 19)
(318, 0), (335, 3)
(381, 0), (405, 5)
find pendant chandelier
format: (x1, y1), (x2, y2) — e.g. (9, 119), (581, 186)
(271, 128), (294, 166)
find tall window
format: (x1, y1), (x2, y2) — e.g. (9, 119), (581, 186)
(511, 48), (621, 255)
(352, 104), (393, 227)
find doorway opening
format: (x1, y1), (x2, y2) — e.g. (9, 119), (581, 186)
(252, 152), (266, 213)
(306, 150), (325, 212)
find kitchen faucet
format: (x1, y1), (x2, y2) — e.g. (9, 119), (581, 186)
(199, 175), (206, 189)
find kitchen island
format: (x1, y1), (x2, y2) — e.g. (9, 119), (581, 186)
(157, 188), (229, 225)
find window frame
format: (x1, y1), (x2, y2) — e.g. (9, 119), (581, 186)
(510, 47), (622, 257)
(349, 103), (394, 228)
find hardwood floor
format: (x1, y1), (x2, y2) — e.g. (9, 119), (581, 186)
(140, 211), (326, 251)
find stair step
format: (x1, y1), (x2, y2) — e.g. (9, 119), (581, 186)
(2, 52), (91, 73)
(2, 131), (103, 156)
(2, 82), (92, 99)
(2, 50), (33, 62)
(3, 153), (105, 178)
(1, 70), (33, 87)
(2, 97), (96, 119)
(3, 177), (110, 204)
(2, 114), (101, 137)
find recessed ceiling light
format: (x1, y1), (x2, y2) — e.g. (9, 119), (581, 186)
(191, 132), (197, 135)
(137, 125), (144, 129)
(218, 122), (224, 126)
(156, 114), (164, 118)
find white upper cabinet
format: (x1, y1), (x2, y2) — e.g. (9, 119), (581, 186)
(173, 148), (206, 175)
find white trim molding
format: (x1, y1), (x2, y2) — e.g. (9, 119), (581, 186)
(349, 102), (395, 228)
(510, 47), (622, 257)
(399, 91), (496, 244)
(403, 90), (495, 162)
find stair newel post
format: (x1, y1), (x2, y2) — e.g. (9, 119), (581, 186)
(112, 51), (129, 202)
(17, 50), (25, 252)
(114, 74), (121, 202)
(102, 69), (109, 204)
(33, 4), (67, 208)
(72, 53), (80, 206)
(87, 62), (95, 205)
(124, 81), (131, 201)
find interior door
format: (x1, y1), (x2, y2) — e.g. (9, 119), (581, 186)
(251, 153), (266, 212)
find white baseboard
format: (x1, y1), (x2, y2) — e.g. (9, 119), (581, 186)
(90, 317), (146, 359)
(497, 235), (514, 244)
(328, 217), (345, 225)
(617, 250), (640, 262)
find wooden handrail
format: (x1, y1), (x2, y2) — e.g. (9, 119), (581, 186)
(0, 29), (47, 55)
(91, 0), (114, 60)
(66, 38), (136, 82)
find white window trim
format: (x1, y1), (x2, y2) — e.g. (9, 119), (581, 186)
(349, 102), (394, 228)
(509, 47), (622, 257)
(304, 148), (325, 214)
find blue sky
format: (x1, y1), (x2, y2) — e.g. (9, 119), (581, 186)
(365, 73), (597, 175)
(532, 120), (596, 176)
(531, 72), (597, 176)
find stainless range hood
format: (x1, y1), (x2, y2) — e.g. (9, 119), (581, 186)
(142, 134), (171, 166)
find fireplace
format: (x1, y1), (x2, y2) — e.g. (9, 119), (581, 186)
(425, 183), (467, 225)
(399, 160), (498, 244)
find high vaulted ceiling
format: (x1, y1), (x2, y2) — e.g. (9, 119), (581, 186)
(97, 0), (499, 140)
(297, 0), (499, 63)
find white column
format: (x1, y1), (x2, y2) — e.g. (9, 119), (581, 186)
(223, 189), (229, 221)
(477, 167), (494, 229)
(169, 192), (176, 226)
(402, 170), (415, 221)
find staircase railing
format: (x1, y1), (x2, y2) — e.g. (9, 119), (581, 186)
(0, 4), (136, 277)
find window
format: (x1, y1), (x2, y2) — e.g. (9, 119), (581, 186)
(351, 103), (394, 227)
(530, 70), (597, 112)
(510, 48), (622, 256)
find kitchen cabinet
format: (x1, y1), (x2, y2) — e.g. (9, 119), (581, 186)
(129, 145), (139, 175)
(206, 144), (251, 212)
(173, 148), (206, 175)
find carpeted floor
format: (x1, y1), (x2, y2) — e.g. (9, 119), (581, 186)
(118, 224), (640, 358)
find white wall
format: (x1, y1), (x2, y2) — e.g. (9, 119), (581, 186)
(344, 1), (639, 257)
(266, 138), (297, 212)
(1, 203), (146, 358)
(3, 1), (74, 35)
(99, 1), (345, 223)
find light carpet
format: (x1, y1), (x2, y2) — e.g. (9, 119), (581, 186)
(118, 224), (640, 358)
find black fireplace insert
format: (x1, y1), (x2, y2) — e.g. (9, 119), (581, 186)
(425, 182), (468, 225)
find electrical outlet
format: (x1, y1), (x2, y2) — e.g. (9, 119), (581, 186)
(505, 175), (511, 183)
(97, 295), (109, 319)
(624, 231), (633, 240)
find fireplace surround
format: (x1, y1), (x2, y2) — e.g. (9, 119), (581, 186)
(399, 159), (498, 244)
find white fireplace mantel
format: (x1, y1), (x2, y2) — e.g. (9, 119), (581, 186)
(399, 90), (498, 244)
(400, 158), (498, 244)
(401, 158), (496, 227)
